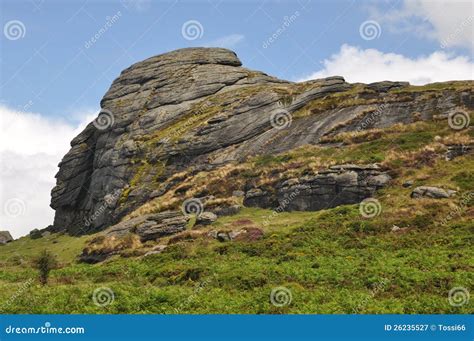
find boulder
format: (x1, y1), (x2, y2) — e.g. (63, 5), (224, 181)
(29, 229), (42, 239)
(410, 186), (457, 199)
(196, 212), (217, 225)
(445, 144), (472, 161)
(0, 231), (13, 245)
(135, 216), (189, 242)
(211, 204), (241, 217)
(105, 211), (183, 238)
(98, 210), (190, 243)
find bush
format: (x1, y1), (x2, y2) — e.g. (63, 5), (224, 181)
(32, 250), (58, 285)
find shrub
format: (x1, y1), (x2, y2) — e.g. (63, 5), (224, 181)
(32, 250), (58, 285)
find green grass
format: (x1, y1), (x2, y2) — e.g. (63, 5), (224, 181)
(0, 233), (89, 265)
(1, 119), (472, 314)
(1, 196), (472, 314)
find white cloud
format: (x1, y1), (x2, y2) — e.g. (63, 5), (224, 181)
(370, 0), (473, 50)
(204, 34), (245, 49)
(298, 44), (474, 84)
(0, 105), (96, 238)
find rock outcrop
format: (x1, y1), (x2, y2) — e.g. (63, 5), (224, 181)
(244, 164), (391, 211)
(0, 231), (13, 245)
(104, 211), (189, 242)
(411, 186), (457, 199)
(445, 144), (472, 161)
(50, 47), (473, 235)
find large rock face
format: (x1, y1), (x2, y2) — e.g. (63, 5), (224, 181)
(244, 164), (391, 211)
(50, 47), (472, 234)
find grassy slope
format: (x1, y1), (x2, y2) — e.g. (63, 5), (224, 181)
(0, 121), (473, 314)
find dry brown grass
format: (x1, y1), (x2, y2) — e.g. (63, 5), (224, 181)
(84, 234), (142, 255)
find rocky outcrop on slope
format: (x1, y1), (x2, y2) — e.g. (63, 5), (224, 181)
(410, 186), (457, 199)
(50, 47), (473, 235)
(445, 144), (472, 161)
(244, 164), (390, 211)
(103, 211), (189, 242)
(0, 231), (13, 245)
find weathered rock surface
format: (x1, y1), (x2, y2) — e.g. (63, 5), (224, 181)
(0, 231), (13, 245)
(210, 204), (241, 217)
(244, 164), (391, 211)
(104, 211), (189, 242)
(411, 186), (457, 199)
(49, 47), (473, 235)
(29, 229), (42, 239)
(195, 212), (217, 225)
(445, 144), (472, 161)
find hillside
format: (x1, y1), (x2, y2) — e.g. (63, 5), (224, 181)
(0, 48), (472, 314)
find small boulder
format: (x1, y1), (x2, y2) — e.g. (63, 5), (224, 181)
(0, 231), (13, 245)
(216, 231), (232, 242)
(411, 186), (457, 199)
(211, 204), (241, 217)
(402, 180), (414, 188)
(196, 212), (217, 225)
(29, 229), (42, 239)
(445, 144), (472, 161)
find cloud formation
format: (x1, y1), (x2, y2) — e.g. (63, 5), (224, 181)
(0, 105), (95, 238)
(370, 0), (473, 50)
(298, 44), (474, 84)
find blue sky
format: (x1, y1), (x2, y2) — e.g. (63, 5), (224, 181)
(1, 0), (472, 122)
(0, 0), (472, 237)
